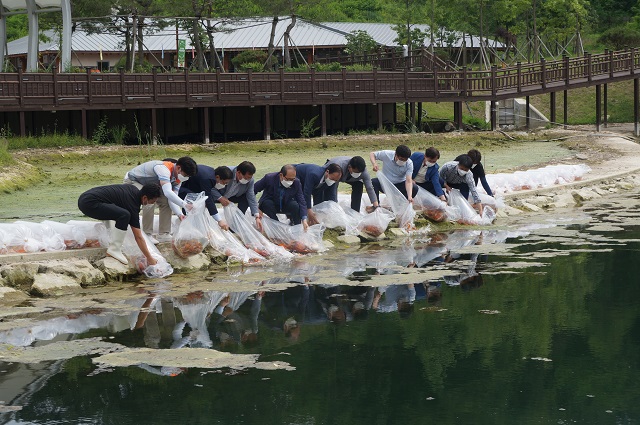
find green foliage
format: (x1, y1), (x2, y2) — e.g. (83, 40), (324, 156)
(231, 50), (270, 70)
(300, 115), (320, 138)
(6, 133), (92, 150)
(392, 24), (429, 52)
(238, 62), (265, 72)
(345, 30), (379, 56)
(92, 116), (110, 145)
(313, 62), (343, 72)
(599, 26), (640, 50)
(0, 131), (15, 166)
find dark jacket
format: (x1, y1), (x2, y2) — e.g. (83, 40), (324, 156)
(409, 152), (444, 197)
(254, 172), (308, 220)
(295, 163), (337, 208)
(179, 164), (218, 215)
(471, 162), (493, 196)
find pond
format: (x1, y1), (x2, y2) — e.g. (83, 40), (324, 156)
(1, 199), (640, 424)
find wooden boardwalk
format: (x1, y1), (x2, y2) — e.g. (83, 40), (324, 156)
(1, 48), (639, 137)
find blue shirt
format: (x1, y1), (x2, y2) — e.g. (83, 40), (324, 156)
(374, 150), (413, 184)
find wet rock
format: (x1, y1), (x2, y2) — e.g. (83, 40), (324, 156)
(323, 241), (335, 249)
(501, 205), (523, 216)
(593, 187), (609, 196)
(576, 153), (588, 160)
(616, 182), (634, 191)
(552, 193), (576, 208)
(95, 257), (136, 281)
(31, 273), (83, 297)
(0, 286), (28, 302)
(163, 252), (211, 273)
(43, 259), (105, 287)
(337, 235), (361, 244)
(572, 188), (600, 202)
(0, 263), (41, 289)
(389, 228), (408, 237)
(521, 196), (553, 208)
(518, 201), (541, 212)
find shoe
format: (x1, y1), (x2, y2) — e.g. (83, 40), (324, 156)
(146, 233), (160, 244)
(156, 233), (173, 243)
(106, 228), (129, 265)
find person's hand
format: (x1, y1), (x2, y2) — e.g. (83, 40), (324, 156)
(179, 214), (186, 221)
(219, 197), (230, 207)
(307, 210), (319, 225)
(218, 219), (230, 231)
(472, 203), (484, 215)
(302, 219), (309, 231)
(439, 195), (446, 201)
(372, 163), (379, 172)
(444, 184), (452, 193)
(408, 196), (413, 203)
(147, 256), (158, 266)
(220, 295), (230, 307)
(184, 202), (193, 211)
(255, 216), (263, 232)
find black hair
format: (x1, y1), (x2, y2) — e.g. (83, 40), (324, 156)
(176, 156), (198, 176)
(456, 154), (473, 169)
(395, 144), (411, 159)
(467, 149), (482, 164)
(215, 166), (233, 180)
(280, 164), (296, 176)
(348, 156), (366, 172)
(139, 183), (162, 200)
(425, 147), (440, 160)
(326, 163), (343, 175)
(237, 161), (256, 175)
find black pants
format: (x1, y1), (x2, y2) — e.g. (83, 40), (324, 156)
(78, 195), (130, 231)
(260, 198), (302, 225)
(416, 181), (441, 197)
(346, 181), (365, 211)
(371, 178), (418, 201)
(447, 182), (470, 200)
(227, 195), (250, 214)
(312, 185), (335, 206)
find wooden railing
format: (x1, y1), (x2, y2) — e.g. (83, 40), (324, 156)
(316, 48), (451, 71)
(0, 49), (637, 112)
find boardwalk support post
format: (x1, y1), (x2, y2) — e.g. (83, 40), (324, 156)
(203, 107), (210, 144)
(377, 103), (383, 132)
(564, 90), (568, 130)
(490, 100), (497, 131)
(550, 91), (556, 124)
(526, 96), (530, 129)
(152, 108), (158, 145)
(596, 84), (601, 132)
(263, 104), (270, 141)
(321, 104), (327, 137)
(604, 83), (608, 128)
(635, 78), (639, 137)
(454, 101), (463, 130)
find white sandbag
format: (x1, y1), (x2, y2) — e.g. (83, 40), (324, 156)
(66, 220), (110, 248)
(15, 221), (66, 252)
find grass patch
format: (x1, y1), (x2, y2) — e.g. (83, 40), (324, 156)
(6, 133), (95, 150)
(0, 139), (15, 166)
(0, 161), (45, 193)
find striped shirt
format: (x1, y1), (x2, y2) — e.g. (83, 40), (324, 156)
(439, 161), (481, 204)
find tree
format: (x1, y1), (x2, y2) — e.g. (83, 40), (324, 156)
(344, 30), (378, 56)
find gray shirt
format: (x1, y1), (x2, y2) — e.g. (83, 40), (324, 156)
(326, 156), (377, 205)
(374, 150), (414, 184)
(210, 166), (259, 216)
(439, 161), (481, 204)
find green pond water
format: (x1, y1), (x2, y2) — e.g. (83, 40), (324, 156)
(1, 208), (640, 424)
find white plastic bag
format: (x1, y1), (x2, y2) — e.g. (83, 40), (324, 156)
(66, 220), (110, 248)
(448, 189), (496, 225)
(0, 223), (42, 253)
(376, 172), (416, 231)
(357, 208), (395, 239)
(43, 220), (87, 249)
(172, 192), (209, 258)
(261, 216), (327, 254)
(122, 230), (173, 278)
(15, 221), (66, 252)
(224, 203), (294, 260)
(312, 201), (350, 229)
(205, 214), (265, 264)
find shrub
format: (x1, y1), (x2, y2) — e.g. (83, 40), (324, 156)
(232, 50), (277, 71)
(300, 116), (320, 138)
(599, 26), (640, 50)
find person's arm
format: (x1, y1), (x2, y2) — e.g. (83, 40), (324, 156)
(465, 173), (483, 213)
(132, 226), (157, 266)
(405, 175), (414, 203)
(369, 151), (379, 172)
(245, 180), (260, 216)
(362, 171), (379, 207)
(160, 182), (186, 217)
(428, 166), (446, 200)
(477, 164), (493, 196)
(253, 175), (266, 194)
(295, 182), (309, 230)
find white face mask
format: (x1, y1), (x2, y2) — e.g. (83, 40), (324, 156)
(396, 160), (407, 166)
(426, 161), (436, 168)
(457, 168), (468, 176)
(179, 174), (189, 182)
(350, 172), (362, 179)
(471, 163), (477, 169)
(281, 179), (294, 188)
(325, 178), (336, 187)
(215, 182), (226, 190)
(239, 178), (250, 184)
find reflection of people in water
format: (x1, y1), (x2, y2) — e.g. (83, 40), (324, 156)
(372, 284), (416, 317)
(443, 253), (484, 290)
